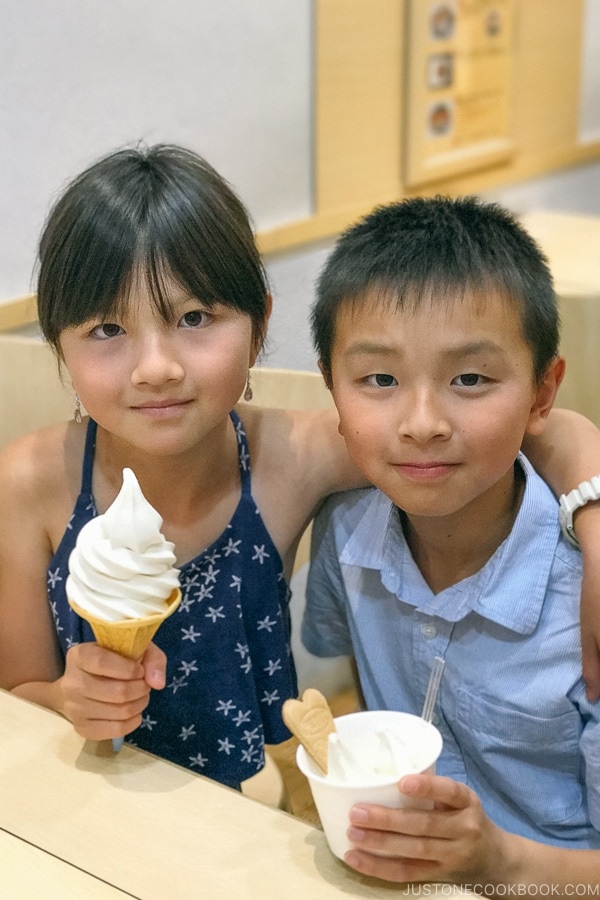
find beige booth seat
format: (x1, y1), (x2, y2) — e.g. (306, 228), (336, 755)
(520, 211), (600, 428)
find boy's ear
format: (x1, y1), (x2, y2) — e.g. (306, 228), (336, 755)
(526, 356), (566, 435)
(318, 359), (333, 391)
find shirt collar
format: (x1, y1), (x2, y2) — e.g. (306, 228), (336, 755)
(339, 454), (561, 635)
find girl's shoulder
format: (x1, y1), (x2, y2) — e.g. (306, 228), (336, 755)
(0, 420), (85, 511)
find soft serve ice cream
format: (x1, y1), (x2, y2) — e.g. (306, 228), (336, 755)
(327, 727), (425, 784)
(67, 467), (180, 622)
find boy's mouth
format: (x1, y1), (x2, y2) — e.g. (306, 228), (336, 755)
(392, 462), (459, 480)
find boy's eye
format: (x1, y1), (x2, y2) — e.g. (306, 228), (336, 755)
(91, 323), (123, 339)
(366, 373), (398, 387)
(453, 373), (482, 387)
(179, 309), (210, 328)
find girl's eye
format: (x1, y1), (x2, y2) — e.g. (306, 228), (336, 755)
(366, 373), (398, 387)
(179, 309), (210, 328)
(453, 373), (483, 387)
(91, 323), (123, 339)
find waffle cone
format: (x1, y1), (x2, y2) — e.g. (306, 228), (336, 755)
(68, 588), (182, 660)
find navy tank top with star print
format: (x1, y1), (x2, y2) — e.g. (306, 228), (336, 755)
(47, 411), (297, 788)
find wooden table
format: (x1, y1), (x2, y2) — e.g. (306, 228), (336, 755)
(0, 690), (474, 898)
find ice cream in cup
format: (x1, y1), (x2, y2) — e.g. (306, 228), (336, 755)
(66, 468), (181, 749)
(296, 709), (443, 861)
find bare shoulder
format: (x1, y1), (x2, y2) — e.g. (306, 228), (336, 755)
(238, 404), (364, 496)
(0, 421), (84, 525)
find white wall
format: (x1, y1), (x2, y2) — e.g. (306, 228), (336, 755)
(0, 0), (311, 299)
(3, 1), (600, 376)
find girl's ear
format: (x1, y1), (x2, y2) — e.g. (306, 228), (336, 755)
(526, 356), (566, 436)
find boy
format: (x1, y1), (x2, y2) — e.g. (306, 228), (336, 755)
(303, 197), (600, 890)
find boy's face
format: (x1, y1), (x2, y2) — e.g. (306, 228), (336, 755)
(327, 289), (562, 520)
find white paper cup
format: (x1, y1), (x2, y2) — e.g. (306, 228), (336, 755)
(296, 710), (442, 860)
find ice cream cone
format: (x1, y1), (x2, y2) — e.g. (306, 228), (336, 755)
(68, 588), (182, 661)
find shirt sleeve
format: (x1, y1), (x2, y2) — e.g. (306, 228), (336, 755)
(301, 494), (354, 658)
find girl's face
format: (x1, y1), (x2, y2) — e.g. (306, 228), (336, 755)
(59, 279), (258, 457)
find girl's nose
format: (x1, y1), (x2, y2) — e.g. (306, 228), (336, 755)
(398, 387), (451, 444)
(130, 333), (185, 387)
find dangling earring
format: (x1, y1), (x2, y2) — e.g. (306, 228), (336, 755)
(243, 372), (253, 402)
(74, 395), (82, 423)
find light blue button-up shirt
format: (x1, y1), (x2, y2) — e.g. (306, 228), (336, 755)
(303, 455), (600, 847)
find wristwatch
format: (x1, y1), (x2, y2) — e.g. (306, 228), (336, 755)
(559, 475), (600, 548)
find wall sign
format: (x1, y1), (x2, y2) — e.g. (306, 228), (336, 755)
(404, 0), (516, 188)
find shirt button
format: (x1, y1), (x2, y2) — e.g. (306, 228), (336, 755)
(421, 624), (437, 639)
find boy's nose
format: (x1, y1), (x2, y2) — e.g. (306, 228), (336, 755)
(397, 387), (451, 444)
(130, 332), (185, 386)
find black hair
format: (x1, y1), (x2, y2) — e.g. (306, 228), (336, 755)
(37, 143), (269, 353)
(312, 196), (559, 383)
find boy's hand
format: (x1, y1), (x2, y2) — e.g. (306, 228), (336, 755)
(57, 641), (166, 741)
(344, 774), (504, 886)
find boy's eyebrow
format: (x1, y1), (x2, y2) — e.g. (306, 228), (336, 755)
(344, 341), (398, 357)
(443, 340), (508, 360)
(344, 339), (507, 358)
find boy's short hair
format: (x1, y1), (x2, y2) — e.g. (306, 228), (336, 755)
(37, 144), (269, 353)
(312, 196), (558, 383)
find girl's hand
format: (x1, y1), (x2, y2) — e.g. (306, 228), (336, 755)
(57, 641), (166, 741)
(344, 774), (506, 886)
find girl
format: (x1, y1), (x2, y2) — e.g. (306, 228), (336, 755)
(0, 144), (599, 788)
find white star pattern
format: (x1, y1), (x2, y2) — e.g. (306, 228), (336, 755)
(189, 752), (208, 768)
(264, 659), (282, 676)
(233, 709), (252, 727)
(179, 725), (197, 741)
(257, 616), (277, 633)
(252, 544), (270, 564)
(181, 625), (202, 642)
(234, 642), (249, 658)
(241, 745), (261, 764)
(222, 538), (241, 556)
(239, 446), (250, 471)
(205, 606), (225, 623)
(47, 568), (62, 589)
(203, 565), (220, 585)
(216, 699), (236, 716)
(241, 727), (260, 745)
(195, 584), (215, 602)
(140, 715), (157, 730)
(179, 595), (196, 614)
(241, 658), (252, 674)
(230, 575), (242, 592)
(218, 737), (235, 755)
(261, 690), (280, 706)
(179, 660), (198, 676)
(167, 675), (188, 694)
